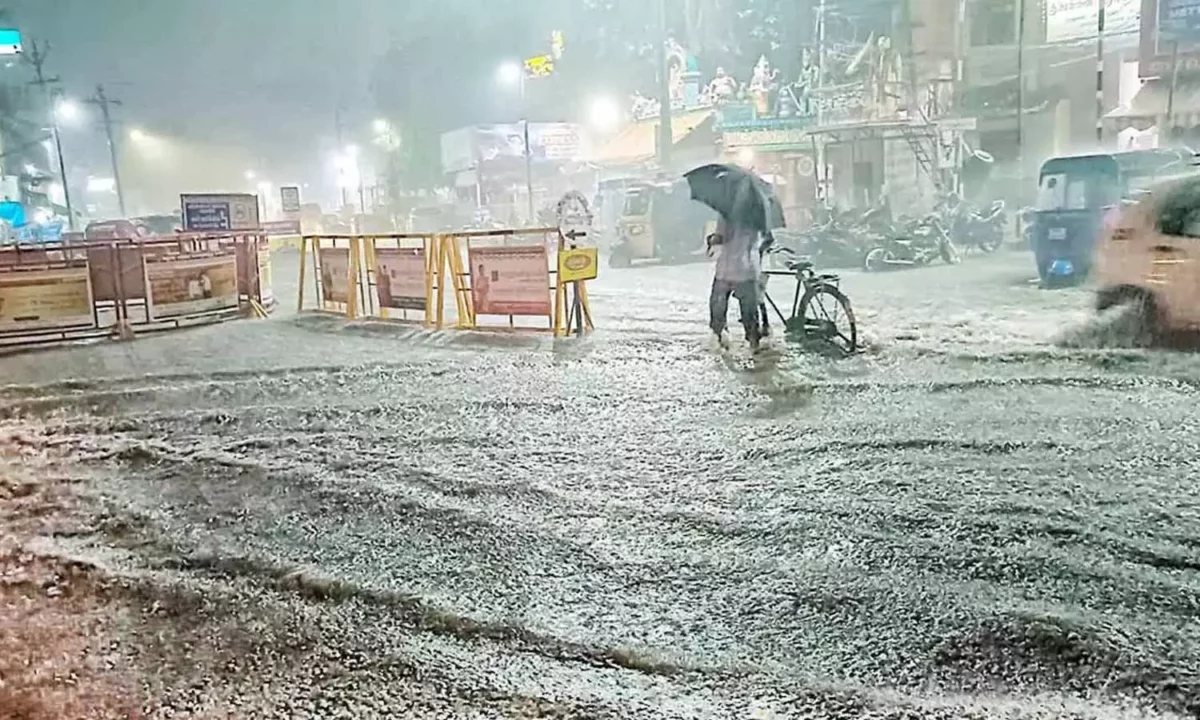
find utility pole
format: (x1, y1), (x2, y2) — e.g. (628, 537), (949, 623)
(1095, 0), (1105, 145)
(1016, 0), (1025, 192)
(87, 85), (126, 217)
(335, 106), (348, 209)
(520, 71), (534, 224)
(23, 40), (76, 230)
(655, 0), (673, 170)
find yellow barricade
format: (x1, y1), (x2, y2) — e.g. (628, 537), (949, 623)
(297, 235), (363, 318)
(297, 228), (595, 337)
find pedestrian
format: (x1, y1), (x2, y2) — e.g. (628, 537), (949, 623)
(706, 210), (765, 351)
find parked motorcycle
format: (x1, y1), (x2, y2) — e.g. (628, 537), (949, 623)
(790, 207), (874, 269)
(863, 214), (961, 271)
(938, 194), (1008, 253)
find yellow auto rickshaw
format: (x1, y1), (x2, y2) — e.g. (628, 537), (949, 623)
(609, 180), (716, 267)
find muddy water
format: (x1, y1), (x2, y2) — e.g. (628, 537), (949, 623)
(2, 251), (1198, 718)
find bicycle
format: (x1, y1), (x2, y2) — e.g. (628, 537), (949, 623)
(761, 245), (858, 355)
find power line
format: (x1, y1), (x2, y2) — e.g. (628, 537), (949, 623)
(86, 84), (126, 216)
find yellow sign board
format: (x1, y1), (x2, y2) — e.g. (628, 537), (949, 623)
(558, 247), (599, 283)
(524, 54), (555, 78)
(0, 267), (94, 331)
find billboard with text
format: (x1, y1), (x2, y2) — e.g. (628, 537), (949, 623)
(1142, 0), (1200, 76)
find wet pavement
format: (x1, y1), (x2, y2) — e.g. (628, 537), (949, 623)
(2, 249), (1199, 718)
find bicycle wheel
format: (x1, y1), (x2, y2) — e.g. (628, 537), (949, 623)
(796, 283), (857, 355)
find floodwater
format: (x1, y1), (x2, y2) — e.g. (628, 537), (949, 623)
(2, 249), (1198, 718)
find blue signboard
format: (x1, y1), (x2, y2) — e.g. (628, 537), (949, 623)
(180, 193), (260, 231)
(715, 101), (816, 132)
(183, 201), (231, 230)
(1159, 0), (1200, 43)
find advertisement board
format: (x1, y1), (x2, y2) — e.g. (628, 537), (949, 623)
(280, 186), (301, 214)
(557, 247), (599, 283)
(318, 247), (351, 305)
(1142, 0), (1200, 76)
(0, 267), (94, 331)
(261, 219), (301, 236)
(1046, 0), (1140, 44)
(180, 193), (261, 231)
(374, 247), (427, 311)
(468, 245), (551, 316)
(145, 254), (239, 319)
(440, 123), (585, 173)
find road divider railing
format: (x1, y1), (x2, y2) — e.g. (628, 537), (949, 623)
(0, 231), (274, 351)
(297, 227), (596, 337)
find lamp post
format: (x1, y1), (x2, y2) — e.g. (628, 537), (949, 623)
(50, 96), (78, 230)
(498, 61), (535, 224)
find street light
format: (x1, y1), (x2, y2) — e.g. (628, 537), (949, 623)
(47, 94), (80, 230)
(54, 97), (80, 125)
(497, 61), (522, 87)
(497, 60), (533, 224)
(333, 150), (364, 212)
(244, 169), (256, 181)
(589, 95), (621, 134)
(128, 127), (147, 142)
(372, 118), (390, 135)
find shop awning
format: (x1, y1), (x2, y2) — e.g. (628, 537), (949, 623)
(1106, 80), (1200, 128)
(589, 110), (714, 166)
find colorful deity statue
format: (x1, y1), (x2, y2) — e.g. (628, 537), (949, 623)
(631, 92), (660, 120)
(795, 48), (818, 116)
(706, 67), (739, 104)
(665, 38), (691, 103)
(748, 55), (778, 116)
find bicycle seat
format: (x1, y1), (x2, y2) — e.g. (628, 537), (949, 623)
(787, 259), (814, 272)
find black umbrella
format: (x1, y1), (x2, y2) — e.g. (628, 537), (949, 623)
(683, 163), (786, 233)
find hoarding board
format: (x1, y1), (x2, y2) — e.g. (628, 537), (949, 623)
(280, 186), (301, 213)
(318, 247), (351, 305)
(439, 123), (585, 173)
(180, 193), (261, 231)
(145, 254), (239, 319)
(261, 219), (301, 236)
(374, 247), (427, 311)
(1046, 0), (1140, 44)
(557, 247), (599, 283)
(0, 267), (94, 331)
(1142, 0), (1200, 76)
(468, 245), (551, 316)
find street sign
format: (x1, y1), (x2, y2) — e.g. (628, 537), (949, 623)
(280, 185), (301, 214)
(1160, 0), (1200, 43)
(0, 29), (22, 56)
(261, 219), (301, 236)
(180, 193), (260, 231)
(524, 54), (555, 77)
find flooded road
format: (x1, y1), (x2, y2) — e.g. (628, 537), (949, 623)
(2, 250), (1199, 718)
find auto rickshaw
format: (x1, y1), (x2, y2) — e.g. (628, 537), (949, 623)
(1032, 149), (1197, 287)
(609, 180), (716, 268)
